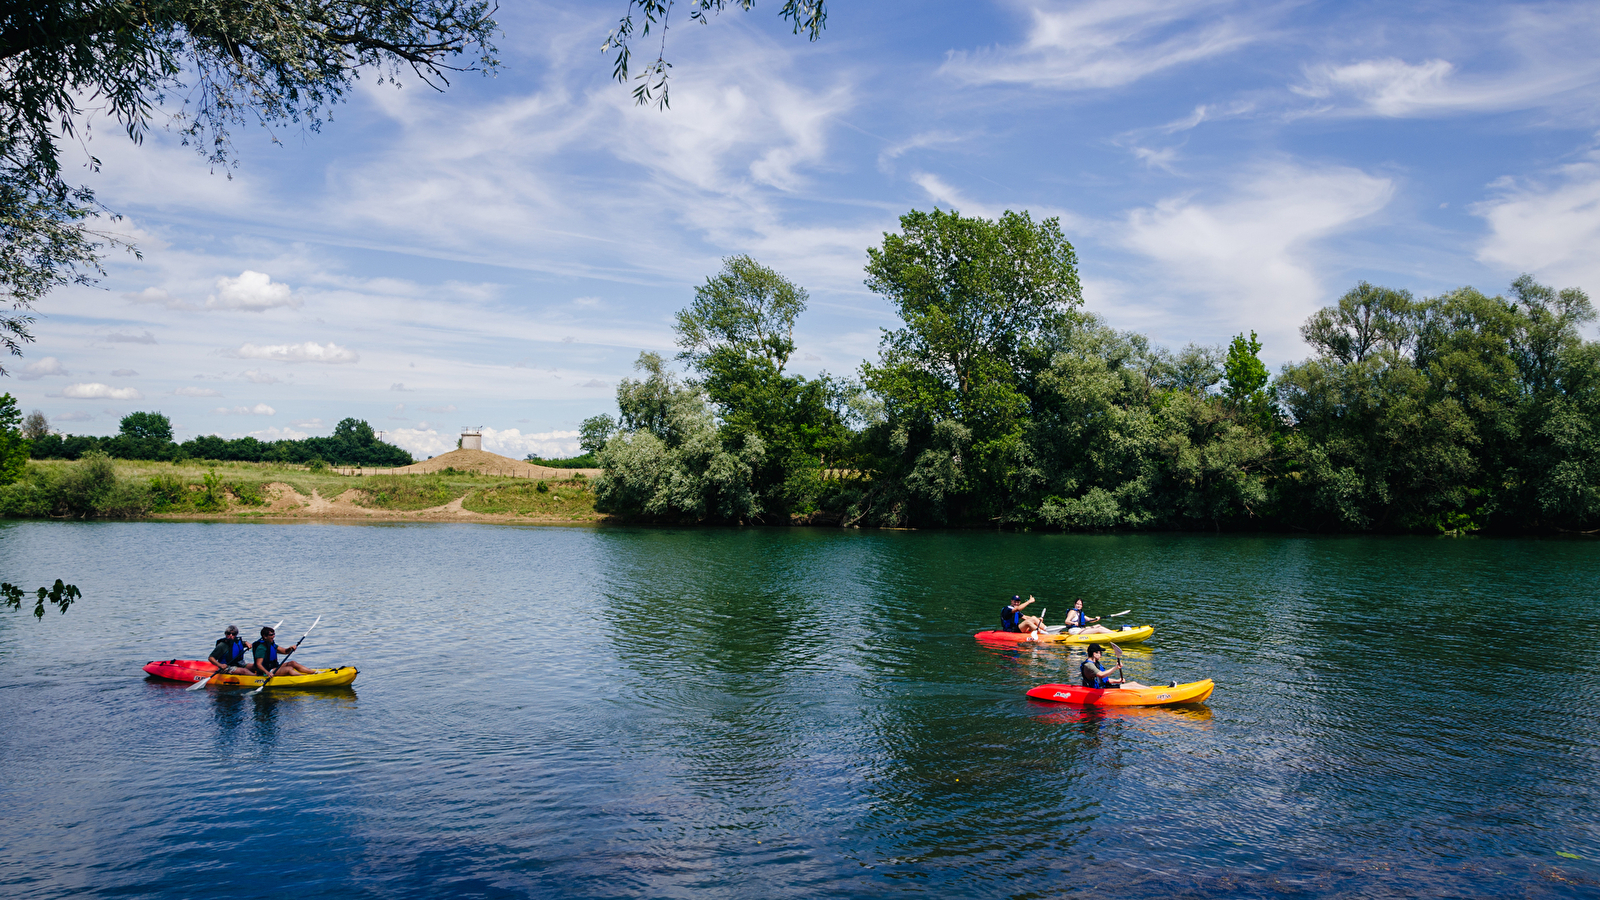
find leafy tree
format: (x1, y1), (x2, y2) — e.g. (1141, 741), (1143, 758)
(860, 208), (1081, 522)
(593, 353), (763, 522)
(676, 255), (805, 374)
(1300, 281), (1416, 364)
(606, 0), (827, 107)
(673, 256), (851, 517)
(1222, 331), (1272, 428)
(579, 415), (617, 455)
(1, 0), (499, 360)
(21, 409), (47, 440)
(0, 392), (29, 484)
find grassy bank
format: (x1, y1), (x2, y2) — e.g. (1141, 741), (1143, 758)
(0, 456), (598, 521)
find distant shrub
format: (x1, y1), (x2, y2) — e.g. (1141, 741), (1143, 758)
(196, 470), (226, 512)
(306, 458), (329, 471)
(535, 480), (549, 493)
(228, 480), (266, 506)
(148, 474), (188, 512)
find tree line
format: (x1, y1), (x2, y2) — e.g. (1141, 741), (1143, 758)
(585, 208), (1600, 535)
(22, 411), (414, 468)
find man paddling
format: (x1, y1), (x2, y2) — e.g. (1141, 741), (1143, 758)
(1081, 644), (1147, 690)
(207, 625), (253, 675)
(1064, 598), (1116, 636)
(1001, 595), (1048, 635)
(251, 625), (316, 677)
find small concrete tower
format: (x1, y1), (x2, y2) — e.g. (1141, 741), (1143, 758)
(460, 427), (483, 451)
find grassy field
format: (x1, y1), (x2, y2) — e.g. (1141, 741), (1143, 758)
(461, 479), (596, 519)
(2, 458), (599, 520)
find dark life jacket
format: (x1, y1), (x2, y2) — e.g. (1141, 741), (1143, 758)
(212, 637), (247, 666)
(1000, 605), (1022, 632)
(1082, 659), (1114, 689)
(253, 638), (280, 669)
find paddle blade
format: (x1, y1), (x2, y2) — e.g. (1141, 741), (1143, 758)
(1108, 609), (1132, 617)
(186, 673), (217, 691)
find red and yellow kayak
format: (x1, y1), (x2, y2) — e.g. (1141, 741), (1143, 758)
(1026, 679), (1214, 707)
(143, 658), (358, 689)
(974, 624), (1154, 645)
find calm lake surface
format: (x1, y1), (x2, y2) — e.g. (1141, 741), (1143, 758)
(1, 521), (1597, 899)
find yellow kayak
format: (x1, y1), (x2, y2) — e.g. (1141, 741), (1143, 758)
(974, 624), (1155, 645)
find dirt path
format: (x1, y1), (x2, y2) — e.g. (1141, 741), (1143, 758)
(155, 482), (603, 526)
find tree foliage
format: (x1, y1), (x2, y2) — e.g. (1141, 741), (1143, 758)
(605, 0), (826, 107)
(0, 0), (499, 358)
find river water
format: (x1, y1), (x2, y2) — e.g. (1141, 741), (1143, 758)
(1, 521), (1597, 899)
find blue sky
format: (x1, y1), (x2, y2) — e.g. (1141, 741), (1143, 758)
(14, 0), (1600, 458)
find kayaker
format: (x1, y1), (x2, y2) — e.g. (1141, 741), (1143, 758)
(207, 625), (253, 674)
(1001, 595), (1047, 634)
(1064, 598), (1116, 635)
(251, 625), (316, 677)
(1081, 644), (1147, 690)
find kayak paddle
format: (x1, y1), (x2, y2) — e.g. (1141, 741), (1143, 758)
(189, 619), (279, 691)
(248, 615), (320, 696)
(1108, 640), (1125, 684)
(1106, 610), (1132, 618)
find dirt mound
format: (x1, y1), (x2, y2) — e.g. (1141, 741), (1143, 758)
(385, 448), (599, 479)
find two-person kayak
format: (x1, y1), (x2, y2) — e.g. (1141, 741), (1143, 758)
(1026, 679), (1214, 707)
(144, 659), (358, 689)
(974, 624), (1155, 645)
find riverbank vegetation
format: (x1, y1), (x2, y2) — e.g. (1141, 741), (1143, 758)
(0, 455), (595, 520)
(585, 208), (1600, 535)
(29, 414), (413, 467)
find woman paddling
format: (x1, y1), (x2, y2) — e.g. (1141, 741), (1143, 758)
(1064, 598), (1116, 635)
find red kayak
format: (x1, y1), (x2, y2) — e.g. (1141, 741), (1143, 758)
(1025, 679), (1214, 707)
(143, 658), (358, 689)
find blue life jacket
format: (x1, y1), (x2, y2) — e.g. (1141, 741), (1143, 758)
(220, 637), (246, 665)
(1081, 659), (1114, 689)
(1067, 608), (1086, 629)
(1000, 605), (1022, 632)
(253, 639), (280, 669)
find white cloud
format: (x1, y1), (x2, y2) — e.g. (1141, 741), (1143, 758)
(382, 426), (583, 460)
(1474, 158), (1600, 290)
(207, 270), (300, 311)
(212, 404), (276, 416)
(60, 383), (144, 400)
(291, 418), (324, 428)
(56, 411), (94, 422)
(123, 287), (193, 310)
(247, 426), (311, 441)
(390, 382), (414, 391)
(225, 342), (360, 364)
(19, 357), (70, 380)
(174, 386), (223, 397)
(942, 0), (1260, 90)
(104, 330), (158, 344)
(240, 369), (280, 384)
(1120, 162), (1394, 351)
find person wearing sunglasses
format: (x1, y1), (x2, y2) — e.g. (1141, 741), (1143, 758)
(207, 625), (254, 675)
(251, 625), (316, 677)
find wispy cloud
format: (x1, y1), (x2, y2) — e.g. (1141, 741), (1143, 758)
(174, 386), (223, 397)
(942, 0), (1263, 90)
(104, 330), (158, 344)
(1120, 161), (1394, 350)
(1474, 154), (1600, 289)
(213, 404), (276, 416)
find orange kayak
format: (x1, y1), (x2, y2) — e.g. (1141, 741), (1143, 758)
(975, 624), (1154, 645)
(1026, 679), (1214, 707)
